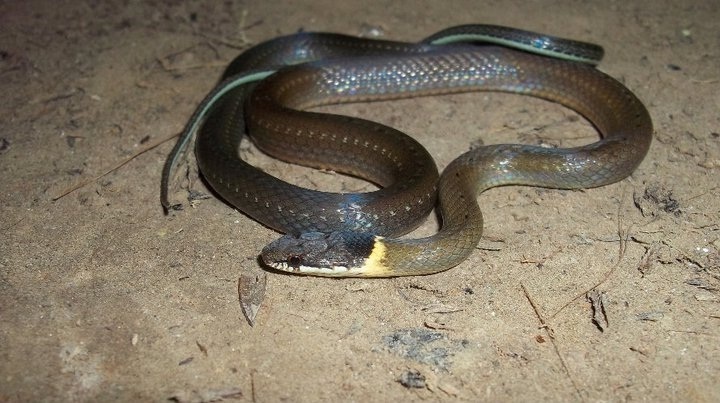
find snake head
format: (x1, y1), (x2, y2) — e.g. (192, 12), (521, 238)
(261, 231), (379, 276)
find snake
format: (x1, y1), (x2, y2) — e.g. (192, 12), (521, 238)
(161, 25), (652, 277)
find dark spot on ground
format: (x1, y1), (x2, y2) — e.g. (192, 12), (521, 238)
(381, 328), (470, 371)
(633, 184), (681, 217)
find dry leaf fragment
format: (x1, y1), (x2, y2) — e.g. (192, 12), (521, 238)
(587, 290), (609, 331)
(169, 387), (243, 403)
(398, 370), (426, 389)
(637, 311), (664, 321)
(238, 270), (267, 326)
(196, 340), (208, 357)
(638, 243), (659, 277)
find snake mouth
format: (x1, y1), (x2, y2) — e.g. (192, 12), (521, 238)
(265, 260), (358, 277)
(264, 261), (301, 273)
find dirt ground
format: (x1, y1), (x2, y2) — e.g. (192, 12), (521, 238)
(1, 0), (718, 401)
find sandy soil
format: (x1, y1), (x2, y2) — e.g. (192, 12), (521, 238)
(1, 0), (718, 401)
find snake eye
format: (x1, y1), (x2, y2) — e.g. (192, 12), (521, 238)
(288, 255), (303, 268)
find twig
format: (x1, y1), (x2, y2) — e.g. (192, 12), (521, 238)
(250, 369), (258, 403)
(686, 186), (719, 202)
(197, 31), (252, 50)
(521, 284), (583, 401)
(52, 131), (180, 201)
(667, 329), (718, 337)
(30, 87), (81, 104)
(1, 216), (25, 232)
(159, 58), (230, 72)
(192, 9), (259, 50)
(550, 189), (631, 319)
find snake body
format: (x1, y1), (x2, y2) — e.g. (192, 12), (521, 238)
(162, 25), (652, 277)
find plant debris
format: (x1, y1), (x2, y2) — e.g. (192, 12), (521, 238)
(398, 370), (426, 389)
(238, 271), (267, 326)
(587, 290), (609, 331)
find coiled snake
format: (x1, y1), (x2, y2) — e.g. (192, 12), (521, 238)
(161, 25), (652, 277)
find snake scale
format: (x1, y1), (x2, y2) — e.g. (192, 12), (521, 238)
(161, 25), (652, 277)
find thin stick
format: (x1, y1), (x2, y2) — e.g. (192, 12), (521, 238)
(521, 284), (583, 401)
(550, 189), (630, 320)
(52, 131), (180, 201)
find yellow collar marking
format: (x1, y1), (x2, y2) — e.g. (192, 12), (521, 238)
(360, 236), (392, 277)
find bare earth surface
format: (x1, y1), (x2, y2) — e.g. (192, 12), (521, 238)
(1, 0), (718, 401)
